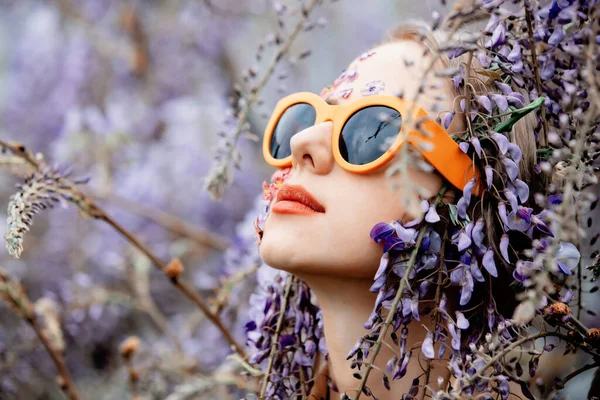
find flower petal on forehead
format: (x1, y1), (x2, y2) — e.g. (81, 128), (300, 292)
(332, 69), (346, 88)
(337, 88), (353, 99)
(359, 50), (376, 61)
(319, 85), (333, 98)
(360, 80), (385, 96)
(344, 66), (358, 82)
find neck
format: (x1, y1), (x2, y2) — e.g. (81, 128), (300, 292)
(297, 271), (449, 400)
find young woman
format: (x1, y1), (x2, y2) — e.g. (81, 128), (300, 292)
(253, 23), (569, 399)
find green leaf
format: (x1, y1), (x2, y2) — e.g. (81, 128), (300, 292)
(493, 96), (545, 133)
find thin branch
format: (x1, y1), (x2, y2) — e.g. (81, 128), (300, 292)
(553, 362), (599, 392)
(353, 186), (448, 400)
(420, 231), (448, 400)
(524, 2), (548, 148)
(0, 139), (246, 359)
(92, 190), (230, 251)
(0, 270), (80, 400)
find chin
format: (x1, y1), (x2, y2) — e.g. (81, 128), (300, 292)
(259, 215), (383, 279)
(258, 221), (313, 273)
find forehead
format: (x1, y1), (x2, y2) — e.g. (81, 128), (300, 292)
(322, 41), (451, 113)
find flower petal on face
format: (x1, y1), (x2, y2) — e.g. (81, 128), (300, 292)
(456, 311), (470, 329)
(344, 66), (358, 82)
(422, 332), (435, 359)
(337, 87), (353, 99)
(482, 248), (498, 277)
(500, 234), (510, 262)
(370, 222), (395, 242)
(360, 80), (385, 96)
(425, 205), (440, 223)
(459, 141), (470, 154)
(359, 50), (376, 61)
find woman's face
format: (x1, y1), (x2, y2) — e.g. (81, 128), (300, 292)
(259, 40), (455, 279)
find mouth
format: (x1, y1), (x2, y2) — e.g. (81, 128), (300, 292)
(271, 184), (326, 215)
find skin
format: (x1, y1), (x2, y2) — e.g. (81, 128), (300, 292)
(259, 40), (460, 399)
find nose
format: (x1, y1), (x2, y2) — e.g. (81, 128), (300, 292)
(289, 121), (335, 175)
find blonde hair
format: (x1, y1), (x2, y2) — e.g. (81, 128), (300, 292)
(379, 22), (538, 185)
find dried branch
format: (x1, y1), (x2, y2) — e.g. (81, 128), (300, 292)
(0, 269), (80, 400)
(524, 2), (548, 148)
(91, 190), (230, 251)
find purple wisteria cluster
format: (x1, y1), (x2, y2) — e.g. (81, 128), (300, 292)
(245, 268), (327, 398)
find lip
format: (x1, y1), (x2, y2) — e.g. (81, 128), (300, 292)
(271, 184), (326, 215)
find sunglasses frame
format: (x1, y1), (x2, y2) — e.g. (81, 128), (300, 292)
(262, 91), (480, 194)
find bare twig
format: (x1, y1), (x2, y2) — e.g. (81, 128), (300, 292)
(0, 269), (80, 400)
(92, 190), (230, 251)
(524, 2), (548, 148)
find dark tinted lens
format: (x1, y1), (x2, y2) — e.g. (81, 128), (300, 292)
(269, 103), (316, 159)
(339, 106), (402, 165)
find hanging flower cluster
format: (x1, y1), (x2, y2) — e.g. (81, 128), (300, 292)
(5, 166), (90, 258)
(245, 269), (327, 398)
(244, 167), (327, 398)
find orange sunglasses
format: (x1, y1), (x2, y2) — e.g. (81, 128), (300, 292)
(262, 91), (480, 194)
